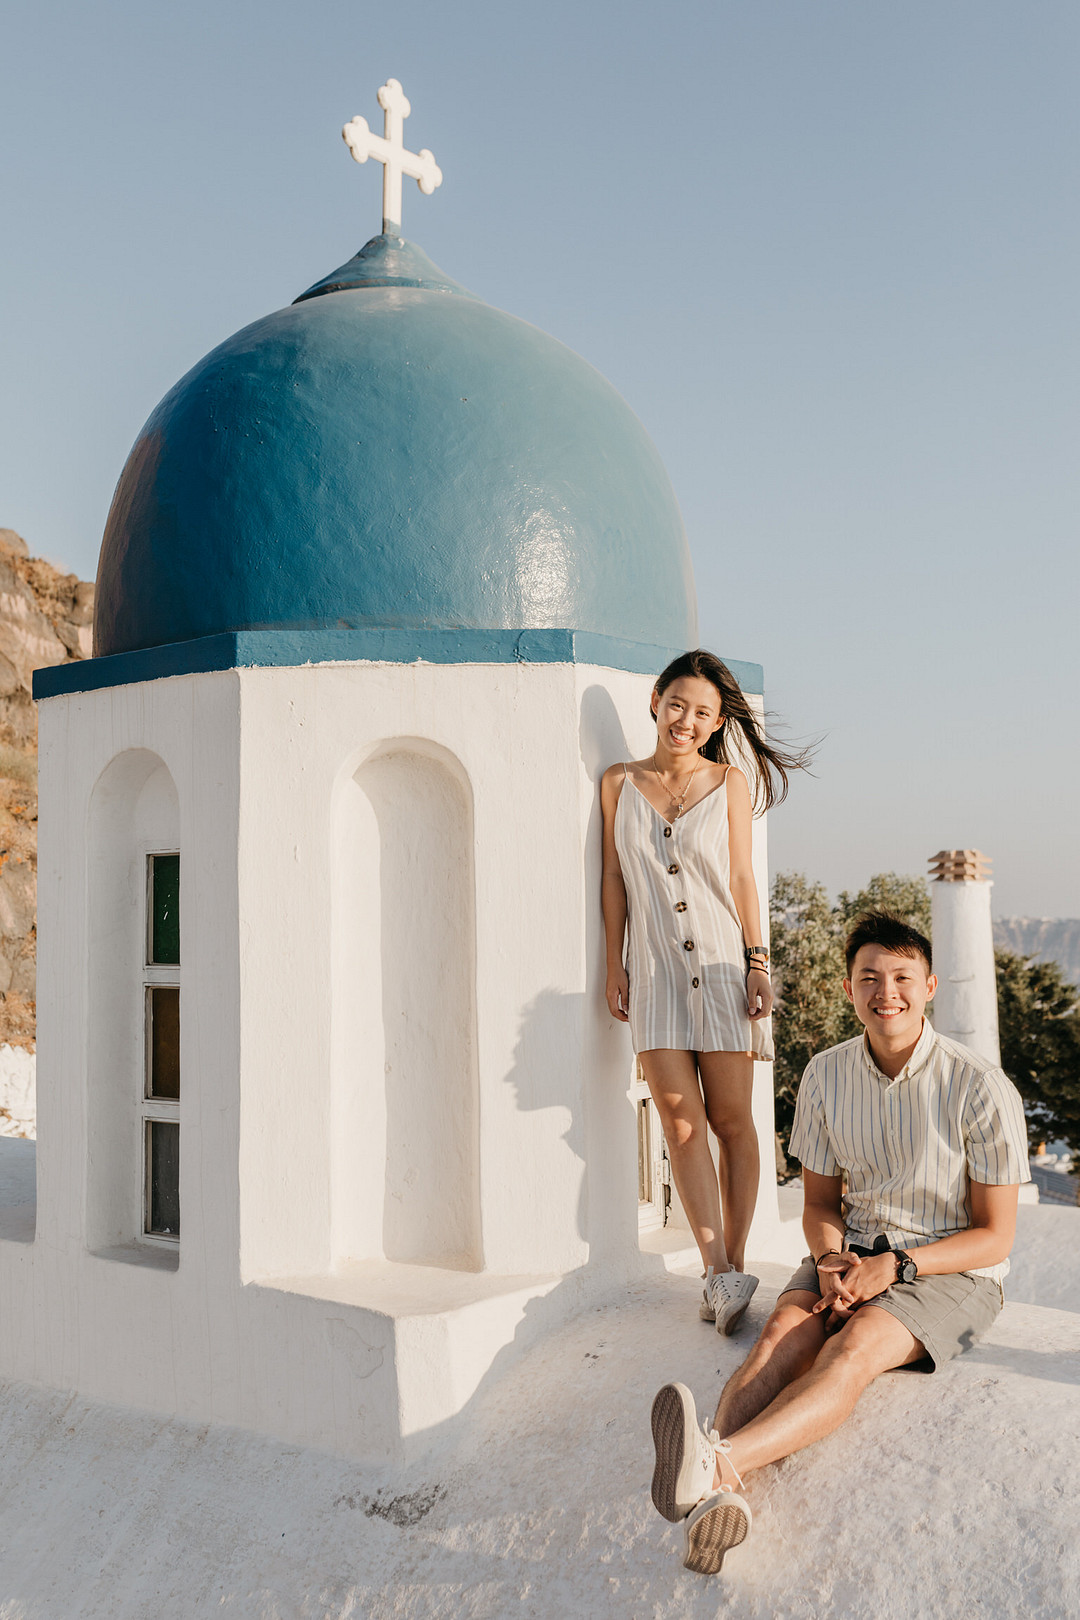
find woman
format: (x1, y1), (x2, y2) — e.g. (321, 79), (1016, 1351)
(601, 649), (807, 1332)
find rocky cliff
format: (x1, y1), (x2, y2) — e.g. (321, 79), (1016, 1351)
(0, 527), (94, 1051)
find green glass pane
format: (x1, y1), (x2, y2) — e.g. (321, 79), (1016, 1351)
(146, 1120), (180, 1237)
(150, 853), (180, 965)
(147, 986), (180, 1100)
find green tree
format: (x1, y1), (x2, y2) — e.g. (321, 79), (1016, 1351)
(835, 873), (932, 937)
(769, 872), (846, 1175)
(995, 949), (1080, 1159)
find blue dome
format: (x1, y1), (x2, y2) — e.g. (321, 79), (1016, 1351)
(94, 235), (697, 660)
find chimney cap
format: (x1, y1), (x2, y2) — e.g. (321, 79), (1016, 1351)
(928, 848), (992, 882)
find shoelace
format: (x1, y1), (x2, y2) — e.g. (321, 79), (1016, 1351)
(700, 1427), (742, 1493)
(711, 1271), (744, 1302)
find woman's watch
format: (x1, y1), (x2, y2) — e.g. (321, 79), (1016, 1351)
(893, 1250), (918, 1285)
(744, 946), (769, 967)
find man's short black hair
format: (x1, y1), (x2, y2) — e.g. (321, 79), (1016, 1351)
(844, 911), (933, 976)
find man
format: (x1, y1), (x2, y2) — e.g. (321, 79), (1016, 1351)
(648, 910), (1030, 1576)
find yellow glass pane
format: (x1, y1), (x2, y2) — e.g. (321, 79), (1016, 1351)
(147, 986), (180, 1100)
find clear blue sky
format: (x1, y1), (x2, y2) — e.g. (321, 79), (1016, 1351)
(2, 1), (1077, 915)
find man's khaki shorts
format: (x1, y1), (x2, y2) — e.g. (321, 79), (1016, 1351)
(780, 1254), (1003, 1371)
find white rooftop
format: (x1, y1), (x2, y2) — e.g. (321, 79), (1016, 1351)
(1, 1196), (1077, 1617)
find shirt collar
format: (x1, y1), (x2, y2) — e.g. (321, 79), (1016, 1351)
(861, 1017), (937, 1083)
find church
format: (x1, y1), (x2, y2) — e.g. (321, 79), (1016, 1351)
(2, 80), (784, 1462)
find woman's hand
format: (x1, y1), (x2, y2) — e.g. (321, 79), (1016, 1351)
(746, 966), (773, 1020)
(607, 965), (630, 1022)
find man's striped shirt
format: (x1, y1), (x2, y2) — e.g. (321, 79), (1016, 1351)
(789, 1020), (1030, 1283)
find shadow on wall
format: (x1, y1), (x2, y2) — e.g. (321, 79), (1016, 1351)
(491, 681), (643, 1265)
(502, 986), (588, 1245)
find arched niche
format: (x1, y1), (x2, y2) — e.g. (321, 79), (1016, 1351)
(331, 741), (480, 1271)
(86, 750), (181, 1256)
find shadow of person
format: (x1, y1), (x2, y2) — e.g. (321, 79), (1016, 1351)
(501, 985), (588, 1237)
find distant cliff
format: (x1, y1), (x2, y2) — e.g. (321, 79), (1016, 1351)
(0, 528), (94, 1050)
(994, 917), (1080, 992)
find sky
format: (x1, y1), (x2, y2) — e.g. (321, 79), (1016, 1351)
(2, 1), (1077, 917)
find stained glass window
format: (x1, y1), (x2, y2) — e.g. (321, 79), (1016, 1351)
(146, 987), (180, 1101)
(143, 853), (180, 1245)
(149, 853), (180, 966)
(145, 1121), (180, 1237)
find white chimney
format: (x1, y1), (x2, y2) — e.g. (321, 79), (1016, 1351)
(928, 849), (1000, 1066)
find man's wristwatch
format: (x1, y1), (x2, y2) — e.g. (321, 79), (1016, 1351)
(893, 1249), (918, 1285)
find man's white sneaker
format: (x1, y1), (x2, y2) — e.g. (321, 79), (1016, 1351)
(699, 1268), (759, 1335)
(649, 1382), (721, 1522)
(682, 1487), (753, 1574)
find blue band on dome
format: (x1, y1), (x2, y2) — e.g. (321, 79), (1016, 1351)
(33, 629), (764, 698)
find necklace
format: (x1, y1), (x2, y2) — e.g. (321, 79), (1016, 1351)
(651, 753), (699, 818)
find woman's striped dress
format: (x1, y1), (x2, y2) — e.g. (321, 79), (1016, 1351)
(614, 769), (774, 1058)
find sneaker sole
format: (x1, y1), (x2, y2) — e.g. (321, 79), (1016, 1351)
(682, 1491), (752, 1574)
(650, 1382), (700, 1522)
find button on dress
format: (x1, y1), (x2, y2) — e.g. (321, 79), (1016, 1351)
(614, 771), (774, 1058)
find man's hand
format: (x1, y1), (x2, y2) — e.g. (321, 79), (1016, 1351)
(812, 1250), (858, 1323)
(813, 1250), (897, 1323)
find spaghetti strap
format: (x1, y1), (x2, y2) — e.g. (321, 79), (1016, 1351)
(622, 762), (628, 780)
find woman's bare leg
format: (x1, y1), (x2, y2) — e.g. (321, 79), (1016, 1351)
(697, 1052), (758, 1274)
(639, 1049), (729, 1273)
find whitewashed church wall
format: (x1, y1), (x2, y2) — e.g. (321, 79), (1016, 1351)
(234, 661), (610, 1284)
(332, 743), (480, 1270)
(232, 658), (782, 1287)
(20, 673), (243, 1413)
(2, 656), (785, 1458)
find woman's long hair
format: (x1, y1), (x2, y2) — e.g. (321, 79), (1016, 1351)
(652, 648), (813, 812)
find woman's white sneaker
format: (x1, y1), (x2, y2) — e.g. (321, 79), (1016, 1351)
(700, 1268), (759, 1335)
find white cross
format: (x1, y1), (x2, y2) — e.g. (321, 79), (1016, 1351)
(342, 79), (443, 234)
